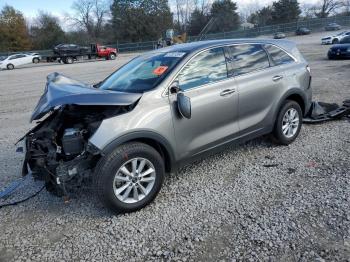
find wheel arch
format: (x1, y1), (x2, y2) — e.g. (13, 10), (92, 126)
(274, 89), (307, 124)
(101, 131), (177, 173)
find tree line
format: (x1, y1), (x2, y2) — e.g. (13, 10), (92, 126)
(0, 0), (349, 52)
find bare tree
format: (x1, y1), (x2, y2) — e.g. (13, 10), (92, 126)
(239, 0), (262, 23)
(69, 0), (109, 40)
(300, 3), (317, 18)
(313, 0), (344, 18)
(342, 0), (350, 14)
(172, 0), (211, 31)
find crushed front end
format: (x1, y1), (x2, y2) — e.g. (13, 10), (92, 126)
(19, 73), (141, 196)
(22, 105), (129, 195)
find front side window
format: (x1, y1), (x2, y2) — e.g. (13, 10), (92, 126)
(265, 45), (295, 66)
(99, 52), (186, 93)
(176, 47), (228, 90)
(227, 44), (270, 76)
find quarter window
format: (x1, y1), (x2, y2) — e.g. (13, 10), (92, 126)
(176, 47), (228, 90)
(265, 45), (295, 66)
(227, 44), (270, 76)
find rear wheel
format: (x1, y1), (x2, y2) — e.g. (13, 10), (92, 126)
(332, 39), (339, 44)
(94, 142), (165, 213)
(109, 53), (117, 60)
(65, 57), (74, 64)
(7, 64), (14, 70)
(272, 100), (302, 145)
(32, 57), (40, 64)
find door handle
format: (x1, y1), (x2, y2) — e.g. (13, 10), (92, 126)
(272, 75), (283, 82)
(220, 89), (236, 96)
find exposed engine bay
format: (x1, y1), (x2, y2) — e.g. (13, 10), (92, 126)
(19, 72), (142, 196)
(22, 105), (134, 196)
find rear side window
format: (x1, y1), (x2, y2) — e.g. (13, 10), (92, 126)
(177, 47), (228, 90)
(265, 45), (295, 66)
(226, 44), (270, 76)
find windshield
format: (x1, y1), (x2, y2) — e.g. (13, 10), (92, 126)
(99, 52), (186, 93)
(0, 56), (7, 61)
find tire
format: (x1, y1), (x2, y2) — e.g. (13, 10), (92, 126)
(94, 142), (165, 213)
(7, 64), (14, 70)
(65, 57), (73, 64)
(332, 39), (339, 44)
(272, 100), (302, 145)
(109, 53), (116, 60)
(33, 58), (40, 64)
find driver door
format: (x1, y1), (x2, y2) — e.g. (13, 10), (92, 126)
(169, 47), (239, 160)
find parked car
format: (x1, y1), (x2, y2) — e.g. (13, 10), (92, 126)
(328, 36), (350, 59)
(296, 27), (311, 35)
(325, 22), (341, 31)
(321, 31), (350, 45)
(19, 39), (312, 213)
(53, 44), (89, 56)
(273, 32), (286, 39)
(0, 53), (41, 70)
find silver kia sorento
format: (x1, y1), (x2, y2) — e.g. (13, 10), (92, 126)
(20, 39), (312, 213)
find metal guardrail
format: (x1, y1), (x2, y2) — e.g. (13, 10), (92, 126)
(1, 15), (350, 56)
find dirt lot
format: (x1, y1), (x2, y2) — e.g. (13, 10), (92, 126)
(0, 30), (349, 261)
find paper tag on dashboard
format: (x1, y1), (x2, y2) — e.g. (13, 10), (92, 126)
(153, 66), (168, 76)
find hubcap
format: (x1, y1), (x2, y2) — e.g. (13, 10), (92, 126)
(282, 108), (300, 138)
(113, 158), (156, 204)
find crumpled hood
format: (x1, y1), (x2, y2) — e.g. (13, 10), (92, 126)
(30, 72), (142, 122)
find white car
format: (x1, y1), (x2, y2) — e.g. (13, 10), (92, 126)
(0, 53), (41, 70)
(321, 31), (350, 45)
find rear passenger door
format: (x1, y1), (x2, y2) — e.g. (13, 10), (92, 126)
(226, 44), (286, 134)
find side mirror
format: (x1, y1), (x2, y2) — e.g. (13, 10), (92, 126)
(169, 81), (180, 94)
(177, 93), (191, 119)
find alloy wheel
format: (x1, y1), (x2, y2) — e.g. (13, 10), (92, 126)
(282, 108), (300, 138)
(113, 158), (156, 204)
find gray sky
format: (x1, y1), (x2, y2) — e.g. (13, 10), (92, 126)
(0, 0), (320, 18)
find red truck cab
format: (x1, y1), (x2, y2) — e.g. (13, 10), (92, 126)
(91, 44), (118, 60)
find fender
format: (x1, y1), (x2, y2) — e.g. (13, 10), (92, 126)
(101, 131), (177, 173)
(273, 88), (308, 123)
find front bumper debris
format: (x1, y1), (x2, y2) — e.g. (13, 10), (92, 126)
(303, 100), (350, 123)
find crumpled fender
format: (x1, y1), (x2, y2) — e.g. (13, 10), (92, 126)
(30, 72), (142, 122)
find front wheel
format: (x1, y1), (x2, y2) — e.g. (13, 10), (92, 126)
(272, 100), (302, 145)
(332, 39), (339, 44)
(94, 142), (165, 213)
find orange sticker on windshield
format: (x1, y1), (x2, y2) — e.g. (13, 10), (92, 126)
(153, 66), (168, 76)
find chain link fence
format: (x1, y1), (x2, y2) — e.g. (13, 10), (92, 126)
(1, 15), (350, 56)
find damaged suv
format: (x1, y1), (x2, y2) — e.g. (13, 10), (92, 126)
(19, 39), (312, 213)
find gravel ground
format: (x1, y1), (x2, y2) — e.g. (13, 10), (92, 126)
(0, 31), (349, 261)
